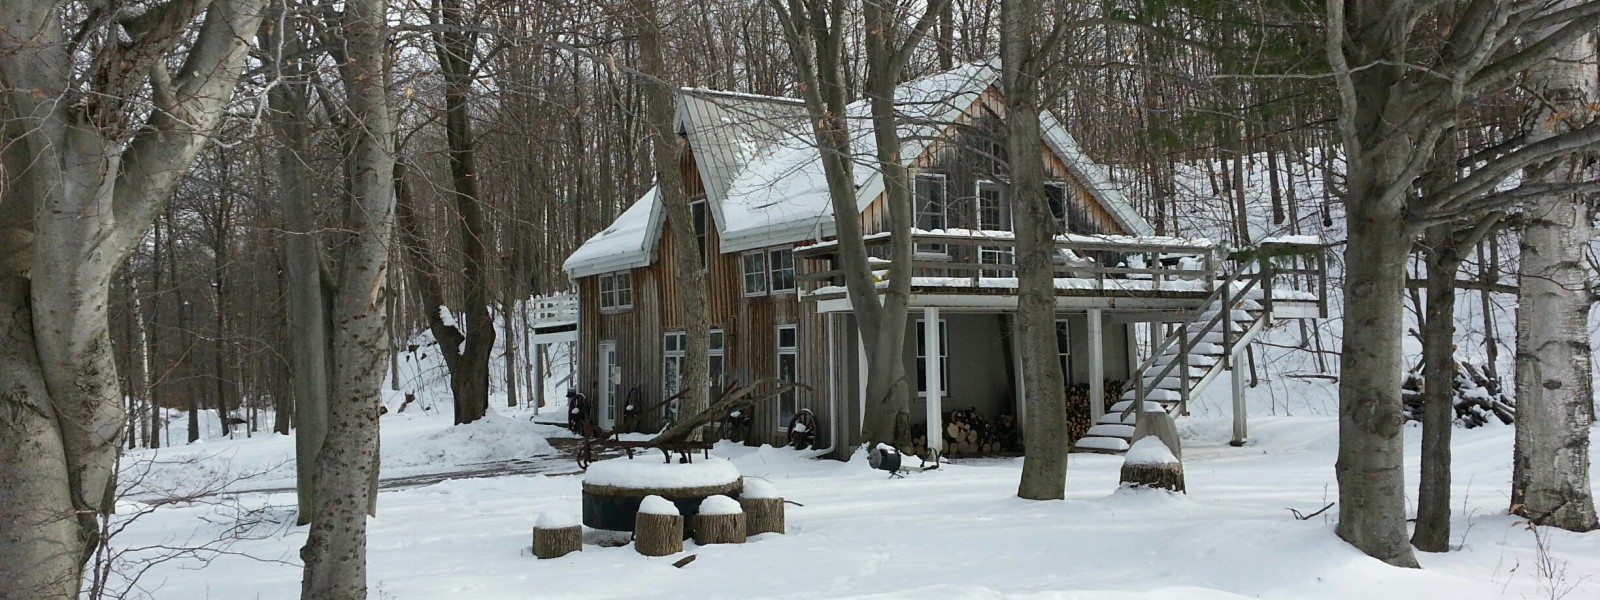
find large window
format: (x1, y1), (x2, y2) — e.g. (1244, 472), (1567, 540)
(599, 271), (632, 310)
(664, 329), (725, 399)
(742, 251), (768, 296)
(915, 319), (949, 395)
(691, 199), (709, 268)
(769, 248), (795, 292)
(914, 174), (947, 253)
(777, 325), (798, 426)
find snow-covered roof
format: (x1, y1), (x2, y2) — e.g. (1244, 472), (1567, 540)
(561, 186), (662, 278)
(563, 61), (1157, 278)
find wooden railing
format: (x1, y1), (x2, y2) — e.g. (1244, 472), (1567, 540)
(796, 230), (1219, 294)
(531, 292), (579, 326)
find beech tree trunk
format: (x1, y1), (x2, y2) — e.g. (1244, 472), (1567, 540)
(299, 0), (397, 595)
(1413, 224), (1462, 552)
(1511, 10), (1599, 531)
(0, 0), (267, 594)
(1004, 0), (1068, 500)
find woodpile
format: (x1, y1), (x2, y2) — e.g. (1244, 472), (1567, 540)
(739, 479), (785, 536)
(691, 496), (746, 545)
(532, 510), (582, 559)
(634, 496), (684, 557)
(1402, 362), (1515, 427)
(1065, 382), (1122, 444)
(910, 408), (1016, 458)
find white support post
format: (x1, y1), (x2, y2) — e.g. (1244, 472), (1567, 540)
(532, 343), (545, 415)
(1011, 313), (1027, 430)
(1230, 345), (1247, 446)
(857, 325), (869, 437)
(923, 307), (943, 456)
(1087, 309), (1105, 423)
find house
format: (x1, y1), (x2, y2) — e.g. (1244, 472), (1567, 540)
(561, 62), (1327, 456)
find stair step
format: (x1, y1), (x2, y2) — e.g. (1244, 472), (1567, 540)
(1072, 436), (1130, 453)
(1108, 399), (1172, 413)
(1086, 424), (1135, 439)
(1096, 412), (1137, 425)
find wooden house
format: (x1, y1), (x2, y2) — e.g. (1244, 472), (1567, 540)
(561, 63), (1327, 456)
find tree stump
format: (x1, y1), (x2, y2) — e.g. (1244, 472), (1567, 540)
(1119, 437), (1185, 493)
(634, 495), (684, 557)
(740, 479), (784, 535)
(692, 495), (746, 545)
(532, 510), (582, 559)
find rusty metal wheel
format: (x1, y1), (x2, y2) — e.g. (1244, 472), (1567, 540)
(576, 439), (599, 470)
(786, 409), (819, 450)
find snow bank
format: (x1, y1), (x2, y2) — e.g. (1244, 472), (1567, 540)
(1124, 437), (1179, 466)
(537, 510), (579, 529)
(383, 413), (556, 470)
(742, 478), (781, 500)
(582, 455), (740, 489)
(697, 495), (742, 516)
(638, 495), (679, 516)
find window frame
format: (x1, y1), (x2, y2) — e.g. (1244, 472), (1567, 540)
(1055, 319), (1072, 383)
(598, 271), (632, 311)
(914, 173), (949, 255)
(691, 198), (709, 269)
(769, 247), (796, 294)
(776, 325), (798, 428)
(1045, 182), (1071, 234)
(742, 251), (768, 297)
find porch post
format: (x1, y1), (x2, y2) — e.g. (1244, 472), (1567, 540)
(532, 342), (545, 415)
(923, 307), (943, 456)
(857, 324), (868, 437)
(1087, 308), (1105, 423)
(1230, 344), (1248, 446)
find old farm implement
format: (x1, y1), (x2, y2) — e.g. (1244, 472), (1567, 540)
(574, 379), (807, 469)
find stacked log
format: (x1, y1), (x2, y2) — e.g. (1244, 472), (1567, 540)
(691, 495), (746, 545)
(532, 510), (583, 559)
(1065, 381), (1124, 444)
(634, 495), (684, 557)
(918, 408), (1017, 458)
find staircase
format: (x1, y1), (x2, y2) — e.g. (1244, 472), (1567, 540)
(1072, 271), (1275, 455)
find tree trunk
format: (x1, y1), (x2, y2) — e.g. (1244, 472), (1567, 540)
(266, 20), (333, 525)
(633, 0), (711, 435)
(1004, 0), (1067, 501)
(299, 0), (396, 595)
(1413, 224), (1461, 552)
(433, 0), (496, 425)
(1509, 7), (1600, 533)
(1334, 197), (1420, 568)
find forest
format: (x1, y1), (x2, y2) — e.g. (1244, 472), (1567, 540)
(1, 0), (1597, 599)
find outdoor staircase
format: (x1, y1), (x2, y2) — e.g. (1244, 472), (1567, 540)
(1071, 270), (1280, 455)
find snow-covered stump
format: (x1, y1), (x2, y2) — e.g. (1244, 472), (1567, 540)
(581, 455), (741, 537)
(532, 510), (582, 559)
(692, 495), (746, 545)
(1119, 437), (1185, 493)
(634, 495), (684, 557)
(739, 479), (784, 536)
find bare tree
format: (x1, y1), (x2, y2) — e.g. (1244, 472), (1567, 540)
(1324, 0), (1600, 566)
(0, 0), (268, 595)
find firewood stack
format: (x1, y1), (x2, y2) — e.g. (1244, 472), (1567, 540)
(909, 408), (1016, 458)
(1064, 382), (1123, 444)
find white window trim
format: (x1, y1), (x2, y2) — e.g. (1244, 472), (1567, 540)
(599, 271), (632, 312)
(742, 251), (768, 297)
(1046, 182), (1071, 233)
(776, 325), (799, 428)
(768, 247), (796, 295)
(915, 173), (949, 255)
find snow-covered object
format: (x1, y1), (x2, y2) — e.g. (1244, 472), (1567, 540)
(697, 495), (743, 516)
(1124, 437), (1179, 466)
(742, 479), (781, 500)
(438, 305), (457, 328)
(563, 187), (661, 278)
(637, 495), (680, 516)
(1073, 437), (1129, 452)
(537, 510), (579, 529)
(582, 455), (740, 489)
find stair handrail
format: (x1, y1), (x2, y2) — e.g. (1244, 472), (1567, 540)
(1129, 267), (1265, 414)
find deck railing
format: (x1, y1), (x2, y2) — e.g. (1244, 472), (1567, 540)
(796, 229), (1220, 295)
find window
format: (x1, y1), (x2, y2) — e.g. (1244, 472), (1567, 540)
(665, 329), (725, 398)
(710, 329), (725, 391)
(914, 174), (947, 253)
(777, 325), (798, 426)
(1046, 183), (1070, 234)
(691, 199), (708, 268)
(599, 271), (632, 310)
(742, 252), (768, 296)
(664, 332), (685, 399)
(769, 248), (795, 292)
(1056, 320), (1071, 382)
(976, 181), (1013, 276)
(915, 319), (949, 395)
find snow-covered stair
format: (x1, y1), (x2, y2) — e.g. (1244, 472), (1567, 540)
(1072, 299), (1268, 455)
